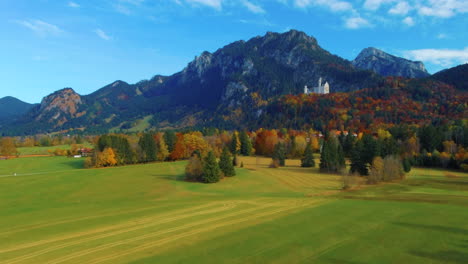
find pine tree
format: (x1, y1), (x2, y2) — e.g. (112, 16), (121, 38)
(164, 130), (177, 153)
(301, 144), (315, 167)
(350, 140), (368, 175)
(272, 142), (286, 166)
(239, 131), (252, 156)
(219, 148), (236, 177)
(138, 133), (157, 163)
(320, 136), (345, 173)
(202, 151), (221, 183)
(402, 158), (412, 173)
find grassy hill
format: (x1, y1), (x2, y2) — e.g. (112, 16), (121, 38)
(0, 156), (467, 263)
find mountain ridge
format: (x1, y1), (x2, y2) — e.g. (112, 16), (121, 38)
(352, 47), (429, 78)
(0, 30), (463, 136)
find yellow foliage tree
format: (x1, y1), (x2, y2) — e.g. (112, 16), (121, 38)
(310, 136), (320, 152)
(96, 147), (117, 167)
(184, 133), (209, 157)
(0, 137), (18, 157)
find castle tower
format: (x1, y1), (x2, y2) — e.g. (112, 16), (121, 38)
(324, 82), (330, 94)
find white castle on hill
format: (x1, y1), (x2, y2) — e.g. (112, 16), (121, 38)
(304, 77), (330, 94)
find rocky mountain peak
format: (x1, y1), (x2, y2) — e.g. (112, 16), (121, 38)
(37, 88), (83, 124)
(352, 47), (429, 78)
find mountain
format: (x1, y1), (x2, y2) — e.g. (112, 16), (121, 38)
(2, 30), (386, 135)
(432, 64), (468, 91)
(352, 47), (429, 78)
(0, 96), (35, 121)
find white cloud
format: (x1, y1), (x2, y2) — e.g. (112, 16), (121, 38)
(402, 16), (414, 26)
(388, 1), (410, 15)
(404, 47), (468, 67)
(242, 0), (265, 14)
(294, 0), (354, 12)
(94, 28), (111, 40)
(437, 33), (448, 39)
(363, 0), (395, 11)
(15, 19), (63, 37)
(418, 0), (468, 18)
(185, 0), (223, 10)
(68, 1), (80, 8)
(345, 16), (372, 29)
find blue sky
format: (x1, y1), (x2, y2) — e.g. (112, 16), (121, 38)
(1, 0), (467, 103)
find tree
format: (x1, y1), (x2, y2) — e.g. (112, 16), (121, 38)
(0, 137), (17, 157)
(239, 131), (252, 156)
(301, 143), (315, 167)
(156, 135), (170, 161)
(383, 155), (404, 181)
(368, 156), (384, 184)
(402, 158), (412, 173)
(96, 147), (117, 167)
(320, 136), (344, 173)
(272, 142), (286, 167)
(138, 133), (157, 163)
(350, 140), (368, 175)
(164, 130), (177, 153)
(219, 148), (236, 177)
(202, 151), (221, 183)
(230, 132), (241, 155)
(185, 153), (203, 181)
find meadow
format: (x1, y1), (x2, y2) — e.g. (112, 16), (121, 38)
(0, 156), (467, 263)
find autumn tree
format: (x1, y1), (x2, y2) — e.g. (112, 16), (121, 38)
(368, 156), (384, 184)
(230, 132), (241, 155)
(301, 144), (315, 168)
(96, 148), (117, 167)
(185, 153), (203, 181)
(0, 137), (17, 157)
(383, 155), (404, 181)
(219, 148), (235, 177)
(170, 133), (187, 160)
(202, 151), (221, 183)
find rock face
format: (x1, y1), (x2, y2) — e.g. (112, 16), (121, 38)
(352, 47), (429, 78)
(35, 88), (84, 125)
(2, 30), (384, 134)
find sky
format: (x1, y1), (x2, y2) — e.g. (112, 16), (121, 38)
(0, 0), (467, 103)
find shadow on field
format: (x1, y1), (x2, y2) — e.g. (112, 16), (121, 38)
(396, 222), (468, 263)
(325, 258), (364, 264)
(61, 159), (84, 169)
(393, 222), (468, 235)
(410, 250), (468, 264)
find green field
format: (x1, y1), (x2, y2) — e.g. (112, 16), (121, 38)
(0, 156), (467, 264)
(17, 143), (93, 156)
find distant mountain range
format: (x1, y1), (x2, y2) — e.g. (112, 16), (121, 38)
(0, 96), (35, 120)
(0, 30), (465, 135)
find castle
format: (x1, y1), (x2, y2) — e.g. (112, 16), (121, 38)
(304, 78), (330, 94)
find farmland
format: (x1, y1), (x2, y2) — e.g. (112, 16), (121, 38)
(0, 156), (467, 263)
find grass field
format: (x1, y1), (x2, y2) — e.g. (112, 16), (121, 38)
(0, 156), (467, 263)
(17, 143), (93, 156)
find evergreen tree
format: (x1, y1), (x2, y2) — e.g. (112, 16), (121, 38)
(402, 158), (412, 173)
(138, 133), (157, 163)
(350, 140), (369, 175)
(343, 133), (355, 157)
(219, 148), (236, 177)
(319, 136), (344, 172)
(202, 151), (221, 183)
(301, 144), (315, 167)
(239, 131), (252, 156)
(163, 130), (177, 153)
(272, 142), (286, 166)
(361, 134), (378, 165)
